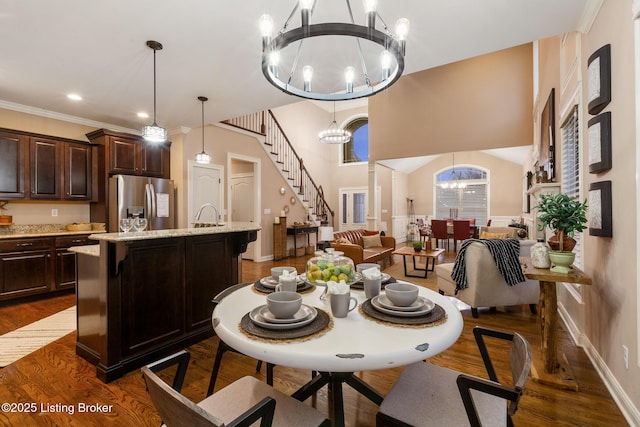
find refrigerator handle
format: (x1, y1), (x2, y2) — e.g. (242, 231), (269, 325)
(145, 183), (156, 225)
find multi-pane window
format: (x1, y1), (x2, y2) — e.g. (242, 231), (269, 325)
(435, 166), (488, 225)
(342, 118), (368, 164)
(560, 105), (582, 267)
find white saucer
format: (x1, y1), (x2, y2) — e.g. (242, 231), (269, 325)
(249, 305), (317, 330)
(259, 305), (316, 324)
(377, 295), (429, 312)
(371, 296), (435, 317)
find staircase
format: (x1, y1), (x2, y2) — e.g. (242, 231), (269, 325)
(223, 110), (335, 227)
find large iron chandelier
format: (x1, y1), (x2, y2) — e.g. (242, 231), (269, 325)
(142, 40), (168, 143)
(319, 102), (351, 144)
(260, 0), (409, 101)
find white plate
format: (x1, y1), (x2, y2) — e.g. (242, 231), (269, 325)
(371, 295), (435, 317)
(258, 305), (316, 324)
(249, 305), (317, 330)
(259, 276), (304, 289)
(376, 295), (430, 312)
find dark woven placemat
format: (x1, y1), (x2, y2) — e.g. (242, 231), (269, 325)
(350, 275), (397, 290)
(253, 280), (315, 294)
(360, 299), (446, 327)
(240, 308), (331, 342)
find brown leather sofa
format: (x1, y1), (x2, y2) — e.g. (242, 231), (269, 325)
(330, 229), (395, 266)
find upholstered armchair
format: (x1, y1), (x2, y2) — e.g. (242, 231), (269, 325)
(435, 240), (538, 318)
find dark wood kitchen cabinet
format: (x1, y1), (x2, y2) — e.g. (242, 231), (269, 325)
(0, 234), (95, 302)
(55, 234), (93, 290)
(86, 128), (170, 178)
(64, 142), (92, 200)
(0, 130), (27, 199)
(0, 128), (92, 202)
(30, 137), (63, 199)
(0, 238), (54, 301)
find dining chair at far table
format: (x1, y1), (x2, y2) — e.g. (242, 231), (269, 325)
(376, 326), (532, 427)
(207, 282), (275, 396)
(430, 219), (450, 251)
(142, 350), (331, 427)
(452, 219), (472, 252)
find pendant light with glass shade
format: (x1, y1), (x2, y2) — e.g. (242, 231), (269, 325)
(318, 102), (351, 144)
(141, 40), (168, 143)
(195, 96), (211, 164)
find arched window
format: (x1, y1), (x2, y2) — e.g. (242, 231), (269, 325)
(435, 166), (488, 224)
(342, 118), (368, 164)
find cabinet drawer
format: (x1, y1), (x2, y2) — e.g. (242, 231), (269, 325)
(56, 235), (93, 248)
(0, 238), (53, 252)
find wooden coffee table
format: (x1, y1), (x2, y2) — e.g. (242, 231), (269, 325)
(393, 247), (445, 278)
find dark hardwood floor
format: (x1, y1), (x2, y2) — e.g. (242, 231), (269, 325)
(0, 249), (628, 426)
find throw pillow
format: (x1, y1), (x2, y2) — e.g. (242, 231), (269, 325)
(362, 234), (382, 248)
(480, 231), (509, 239)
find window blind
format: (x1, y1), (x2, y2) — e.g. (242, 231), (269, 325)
(560, 105), (582, 267)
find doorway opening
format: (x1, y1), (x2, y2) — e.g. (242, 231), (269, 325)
(228, 153), (261, 261)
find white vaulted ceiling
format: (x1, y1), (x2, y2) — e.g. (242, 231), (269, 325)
(0, 0), (590, 134)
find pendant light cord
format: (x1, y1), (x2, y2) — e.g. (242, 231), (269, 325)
(201, 99), (205, 151)
(153, 48), (158, 125)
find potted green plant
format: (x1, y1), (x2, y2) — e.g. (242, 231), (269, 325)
(412, 241), (423, 252)
(534, 192), (588, 273)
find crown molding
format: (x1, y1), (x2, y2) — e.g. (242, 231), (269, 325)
(578, 0), (605, 33)
(0, 99), (139, 135)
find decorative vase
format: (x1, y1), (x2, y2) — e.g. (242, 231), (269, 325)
(549, 251), (575, 274)
(548, 234), (576, 252)
(531, 239), (551, 269)
(535, 166), (548, 183)
(413, 246), (422, 252)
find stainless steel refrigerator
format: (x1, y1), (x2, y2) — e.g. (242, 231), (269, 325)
(109, 175), (175, 231)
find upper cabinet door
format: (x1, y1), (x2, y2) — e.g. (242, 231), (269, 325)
(64, 142), (91, 200)
(30, 137), (62, 199)
(141, 142), (169, 178)
(109, 137), (140, 175)
(0, 131), (27, 199)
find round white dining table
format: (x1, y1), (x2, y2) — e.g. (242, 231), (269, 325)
(212, 280), (463, 426)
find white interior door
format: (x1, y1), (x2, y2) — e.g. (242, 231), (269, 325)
(231, 172), (255, 260)
(339, 187), (367, 231)
(189, 162), (223, 226)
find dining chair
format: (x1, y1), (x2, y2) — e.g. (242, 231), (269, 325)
(486, 219), (492, 227)
(452, 219), (472, 252)
(376, 326), (532, 427)
(207, 282), (275, 395)
(430, 219), (449, 251)
(142, 350), (330, 427)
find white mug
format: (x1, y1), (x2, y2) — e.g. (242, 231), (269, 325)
(329, 292), (358, 318)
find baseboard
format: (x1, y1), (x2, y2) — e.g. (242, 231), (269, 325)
(559, 303), (640, 425)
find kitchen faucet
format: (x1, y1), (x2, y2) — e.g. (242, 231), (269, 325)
(195, 203), (219, 226)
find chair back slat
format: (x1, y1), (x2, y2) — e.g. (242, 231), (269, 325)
(142, 366), (224, 427)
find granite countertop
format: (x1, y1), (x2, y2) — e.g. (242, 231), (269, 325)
(68, 244), (100, 257)
(0, 224), (106, 240)
(90, 222), (261, 243)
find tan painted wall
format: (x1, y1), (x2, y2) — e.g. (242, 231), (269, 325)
(408, 151), (524, 219)
(577, 0), (639, 409)
(368, 43), (534, 161)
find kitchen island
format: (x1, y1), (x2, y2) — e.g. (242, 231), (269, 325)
(70, 223), (259, 382)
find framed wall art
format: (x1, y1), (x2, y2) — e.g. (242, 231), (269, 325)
(588, 112), (612, 173)
(588, 180), (612, 237)
(539, 88), (555, 182)
(587, 44), (611, 115)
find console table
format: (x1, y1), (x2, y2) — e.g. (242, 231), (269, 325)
(287, 225), (318, 257)
(521, 257), (592, 391)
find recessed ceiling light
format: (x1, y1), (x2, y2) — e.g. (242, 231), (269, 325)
(67, 94), (82, 101)
(137, 112), (149, 119)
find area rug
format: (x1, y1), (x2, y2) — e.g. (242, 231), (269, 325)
(0, 306), (76, 367)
